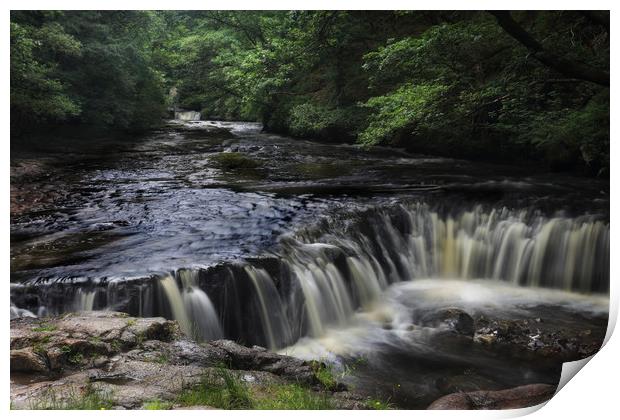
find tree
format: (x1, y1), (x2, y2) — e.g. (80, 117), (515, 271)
(489, 11), (609, 86)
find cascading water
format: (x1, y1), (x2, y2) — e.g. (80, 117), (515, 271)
(159, 271), (223, 341)
(10, 202), (609, 351)
(174, 110), (201, 121)
(244, 266), (292, 349)
(74, 288), (97, 311)
(236, 203), (609, 345)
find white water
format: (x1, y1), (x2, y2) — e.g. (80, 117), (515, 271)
(73, 288), (97, 311)
(13, 203), (607, 355)
(150, 203), (608, 348)
(179, 270), (223, 341)
(159, 272), (223, 340)
(10, 303), (36, 319)
(281, 278), (609, 361)
(257, 204), (609, 345)
(245, 266), (292, 349)
(174, 111), (201, 121)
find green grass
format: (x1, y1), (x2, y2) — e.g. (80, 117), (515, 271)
(28, 384), (114, 410)
(311, 361), (338, 390)
(177, 368), (253, 409)
(143, 399), (174, 410)
(176, 367), (335, 410)
(365, 398), (393, 410)
(110, 339), (122, 352)
(31, 335), (52, 354)
(32, 323), (57, 333)
(68, 352), (84, 365)
(255, 384), (333, 410)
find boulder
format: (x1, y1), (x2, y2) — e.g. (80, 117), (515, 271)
(427, 383), (556, 410)
(210, 339), (317, 384)
(420, 308), (475, 337)
(11, 348), (48, 373)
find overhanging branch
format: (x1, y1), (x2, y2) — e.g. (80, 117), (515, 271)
(489, 11), (609, 86)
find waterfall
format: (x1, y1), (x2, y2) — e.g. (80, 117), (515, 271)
(159, 272), (223, 341)
(179, 270), (223, 341)
(10, 302), (36, 319)
(244, 266), (292, 349)
(159, 275), (192, 334)
(254, 203), (610, 342)
(11, 202), (609, 350)
(74, 288), (97, 311)
(174, 110), (201, 121)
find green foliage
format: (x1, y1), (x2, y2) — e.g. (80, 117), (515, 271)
(11, 11), (166, 134)
(28, 384), (114, 410)
(359, 84), (449, 146)
(176, 367), (335, 409)
(10, 20), (81, 127)
(288, 103), (363, 139)
(142, 399), (173, 410)
(11, 10), (609, 174)
(365, 398), (393, 410)
(177, 368), (253, 409)
(531, 91), (610, 174)
(31, 323), (57, 333)
(254, 384), (333, 410)
(311, 361), (338, 391)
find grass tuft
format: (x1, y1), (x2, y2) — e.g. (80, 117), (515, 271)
(176, 367), (252, 409)
(143, 399), (173, 410)
(32, 323), (57, 333)
(28, 384), (114, 410)
(255, 384), (333, 410)
(311, 361), (338, 390)
(365, 398), (393, 410)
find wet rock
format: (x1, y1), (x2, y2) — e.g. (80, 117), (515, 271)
(11, 348), (48, 373)
(421, 308), (475, 337)
(474, 334), (497, 346)
(10, 312), (180, 372)
(428, 383), (556, 409)
(210, 339), (317, 385)
(330, 391), (370, 409)
(473, 317), (604, 361)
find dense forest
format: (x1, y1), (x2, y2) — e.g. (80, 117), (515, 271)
(10, 10), (610, 175)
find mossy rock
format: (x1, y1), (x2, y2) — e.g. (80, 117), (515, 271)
(210, 152), (260, 171)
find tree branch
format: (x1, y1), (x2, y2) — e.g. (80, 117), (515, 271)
(489, 11), (609, 86)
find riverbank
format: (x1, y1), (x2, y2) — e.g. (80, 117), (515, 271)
(10, 311), (367, 410)
(11, 311), (574, 410)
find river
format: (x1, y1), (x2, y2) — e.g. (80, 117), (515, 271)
(10, 120), (610, 408)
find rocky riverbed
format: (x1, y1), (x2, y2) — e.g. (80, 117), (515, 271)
(10, 311), (368, 409)
(10, 310), (603, 410)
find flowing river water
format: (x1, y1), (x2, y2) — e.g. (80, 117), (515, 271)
(10, 120), (610, 408)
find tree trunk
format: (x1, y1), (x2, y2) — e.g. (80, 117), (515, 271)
(489, 11), (609, 86)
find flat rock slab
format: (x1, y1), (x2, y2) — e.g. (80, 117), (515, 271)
(9, 311), (348, 410)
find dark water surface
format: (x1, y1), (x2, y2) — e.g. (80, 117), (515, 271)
(10, 120), (608, 283)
